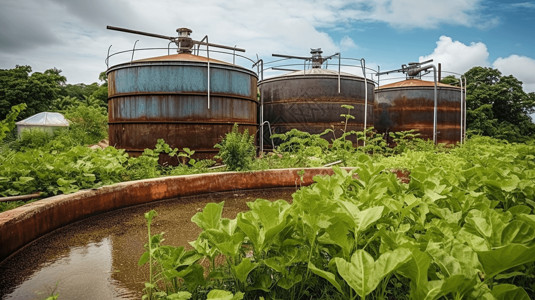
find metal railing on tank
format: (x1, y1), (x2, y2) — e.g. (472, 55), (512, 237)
(375, 61), (467, 144)
(105, 26), (258, 112)
(255, 51), (378, 151)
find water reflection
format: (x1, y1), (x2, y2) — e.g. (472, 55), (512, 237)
(0, 188), (294, 299)
(2, 238), (134, 300)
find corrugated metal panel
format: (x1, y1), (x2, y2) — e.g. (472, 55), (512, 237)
(107, 56), (258, 161)
(110, 63), (253, 97)
(260, 72), (375, 145)
(374, 80), (462, 144)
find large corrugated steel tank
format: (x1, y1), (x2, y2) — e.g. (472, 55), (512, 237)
(107, 53), (258, 159)
(260, 68), (375, 144)
(374, 79), (462, 144)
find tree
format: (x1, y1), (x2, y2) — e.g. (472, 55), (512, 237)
(0, 66), (66, 120)
(440, 75), (460, 86)
(464, 67), (535, 142)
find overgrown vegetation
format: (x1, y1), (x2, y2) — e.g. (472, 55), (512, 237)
(140, 137), (535, 299)
(214, 124), (256, 171)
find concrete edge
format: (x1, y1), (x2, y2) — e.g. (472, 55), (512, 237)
(0, 167), (351, 261)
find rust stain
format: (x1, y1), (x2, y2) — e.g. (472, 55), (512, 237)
(0, 167), (414, 262)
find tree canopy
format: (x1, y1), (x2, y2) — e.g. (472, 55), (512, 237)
(464, 66), (535, 142)
(0, 66), (108, 120)
(0, 66), (66, 120)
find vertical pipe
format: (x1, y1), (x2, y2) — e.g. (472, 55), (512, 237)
(377, 66), (381, 87)
(233, 46), (236, 65)
(205, 37), (211, 109)
(131, 40), (139, 62)
(463, 77), (467, 142)
(361, 59), (368, 132)
(259, 60), (264, 154)
(338, 53), (341, 94)
(460, 76), (464, 144)
(432, 65), (438, 144)
(106, 45), (112, 68)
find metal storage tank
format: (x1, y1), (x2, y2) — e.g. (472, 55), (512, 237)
(106, 27), (258, 160)
(259, 50), (375, 145)
(374, 79), (462, 144)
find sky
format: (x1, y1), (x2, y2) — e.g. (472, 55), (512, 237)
(1, 0), (534, 94)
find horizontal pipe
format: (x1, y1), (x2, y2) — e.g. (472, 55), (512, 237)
(0, 193), (42, 203)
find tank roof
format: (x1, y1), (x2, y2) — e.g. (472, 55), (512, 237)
(16, 112), (69, 127)
(133, 53), (232, 65)
(280, 68), (360, 77)
(377, 78), (459, 89)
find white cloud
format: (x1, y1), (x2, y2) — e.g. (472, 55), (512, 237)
(0, 0), (501, 84)
(340, 36), (358, 51)
(419, 37), (535, 93)
(340, 0), (498, 29)
(419, 36), (489, 76)
(493, 55), (535, 93)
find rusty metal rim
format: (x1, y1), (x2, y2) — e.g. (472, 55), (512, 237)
(108, 92), (258, 103)
(107, 60), (258, 79)
(0, 168), (353, 261)
(259, 74), (375, 85)
(265, 100), (374, 104)
(108, 121), (258, 125)
(375, 85), (460, 91)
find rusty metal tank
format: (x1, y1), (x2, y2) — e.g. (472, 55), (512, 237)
(374, 79), (462, 144)
(259, 68), (375, 144)
(107, 53), (258, 159)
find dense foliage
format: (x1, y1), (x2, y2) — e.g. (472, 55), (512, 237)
(140, 137), (535, 299)
(0, 66), (107, 122)
(463, 67), (535, 142)
(0, 66), (66, 120)
(214, 124), (256, 171)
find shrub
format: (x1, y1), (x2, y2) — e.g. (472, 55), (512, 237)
(214, 124), (255, 171)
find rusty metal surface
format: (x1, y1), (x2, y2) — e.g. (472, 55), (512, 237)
(133, 53), (231, 64)
(0, 168), (358, 262)
(107, 57), (258, 160)
(375, 79), (462, 144)
(260, 71), (375, 146)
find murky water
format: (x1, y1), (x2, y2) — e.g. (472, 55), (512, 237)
(0, 188), (295, 299)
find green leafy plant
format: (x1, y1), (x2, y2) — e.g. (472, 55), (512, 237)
(139, 136), (535, 299)
(214, 124), (256, 171)
(340, 104), (355, 133)
(0, 103), (27, 142)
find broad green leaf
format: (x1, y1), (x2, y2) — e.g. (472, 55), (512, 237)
(206, 289), (244, 300)
(507, 205), (532, 215)
(138, 252), (149, 266)
(491, 284), (530, 300)
(166, 291), (192, 300)
(237, 213), (262, 251)
(500, 220), (535, 245)
(477, 244), (535, 278)
(276, 267), (302, 289)
(397, 247), (431, 297)
(334, 248), (411, 298)
(308, 262), (344, 295)
(517, 214), (535, 229)
(355, 206), (384, 233)
(232, 258), (258, 284)
(191, 202), (224, 230)
(317, 220), (354, 258)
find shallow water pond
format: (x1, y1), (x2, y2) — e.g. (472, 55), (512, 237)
(0, 187), (295, 299)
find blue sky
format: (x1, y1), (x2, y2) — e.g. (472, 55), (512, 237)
(1, 0), (534, 93)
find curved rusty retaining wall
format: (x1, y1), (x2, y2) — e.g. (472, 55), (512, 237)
(0, 168), (351, 262)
